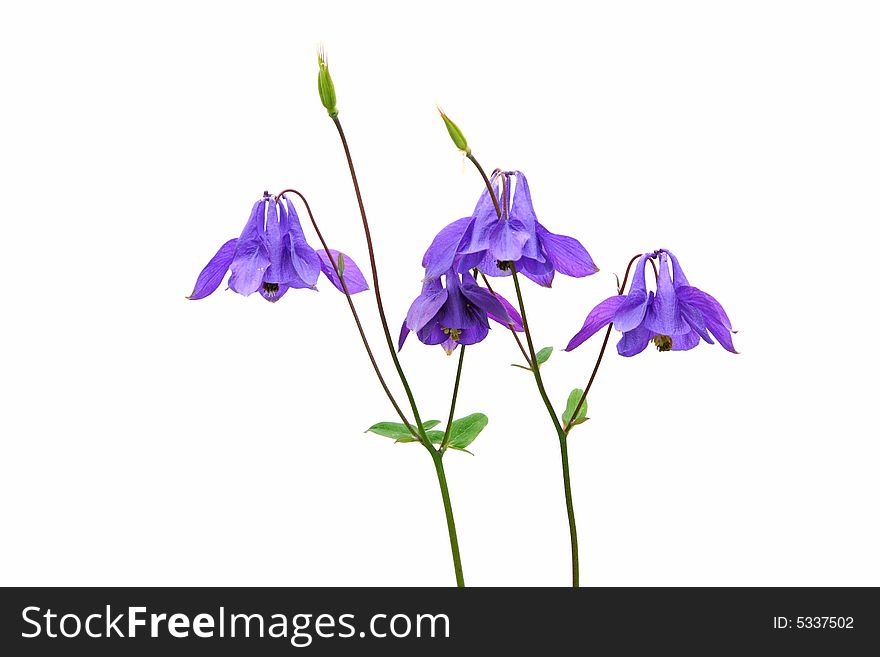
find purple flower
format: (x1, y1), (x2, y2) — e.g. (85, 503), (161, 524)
(565, 250), (737, 356)
(188, 193), (367, 302)
(422, 170), (598, 287)
(398, 268), (524, 354)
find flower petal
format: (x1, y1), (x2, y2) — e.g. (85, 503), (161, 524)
(672, 328), (701, 351)
(565, 295), (626, 351)
(188, 238), (237, 300)
(283, 196), (308, 243)
(491, 221), (529, 262)
(676, 285), (733, 331)
(664, 249), (691, 288)
(228, 199), (271, 295)
(459, 273), (512, 324)
(405, 278), (448, 333)
(617, 324), (653, 357)
(536, 223), (598, 278)
(517, 255), (555, 287)
(291, 239), (321, 287)
(645, 252), (690, 336)
(612, 254), (651, 332)
(458, 250), (511, 278)
(457, 321), (489, 346)
(398, 321), (410, 351)
(319, 249), (369, 294)
(486, 291), (524, 331)
(510, 172), (537, 234)
(705, 314), (738, 353)
(423, 217), (472, 280)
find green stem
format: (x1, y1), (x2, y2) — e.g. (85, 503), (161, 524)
(331, 115), (427, 441)
(277, 189), (419, 441)
(440, 346), (466, 453)
(511, 268), (580, 587)
(431, 450), (464, 587)
(329, 116), (465, 586)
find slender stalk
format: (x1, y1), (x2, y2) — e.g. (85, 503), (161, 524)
(440, 346), (466, 453)
(277, 189), (419, 441)
(478, 272), (531, 368)
(563, 253), (651, 435)
(464, 156), (532, 368)
(563, 325), (612, 434)
(467, 153), (501, 216)
(327, 118), (465, 586)
(510, 267), (579, 586)
(431, 450), (465, 586)
(330, 116), (427, 440)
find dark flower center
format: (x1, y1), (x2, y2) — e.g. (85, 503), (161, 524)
(496, 260), (513, 271)
(652, 335), (673, 352)
(263, 282), (280, 295)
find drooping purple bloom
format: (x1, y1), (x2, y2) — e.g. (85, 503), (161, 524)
(399, 267), (524, 354)
(565, 250), (737, 357)
(422, 170), (598, 287)
(188, 193), (367, 302)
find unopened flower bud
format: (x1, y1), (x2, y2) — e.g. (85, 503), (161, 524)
(317, 47), (338, 117)
(437, 108), (470, 155)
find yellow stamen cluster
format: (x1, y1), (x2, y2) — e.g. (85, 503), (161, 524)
(652, 334), (673, 352)
(442, 327), (462, 342)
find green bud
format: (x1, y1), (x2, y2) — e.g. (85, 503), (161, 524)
(437, 107), (470, 154)
(336, 252), (345, 277)
(317, 47), (338, 117)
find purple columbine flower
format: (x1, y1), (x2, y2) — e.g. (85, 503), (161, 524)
(188, 193), (367, 302)
(422, 170), (598, 287)
(398, 267), (524, 354)
(565, 250), (737, 356)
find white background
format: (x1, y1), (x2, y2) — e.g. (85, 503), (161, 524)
(2, 1), (878, 586)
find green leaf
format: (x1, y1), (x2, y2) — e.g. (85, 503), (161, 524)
(535, 346), (553, 365)
(510, 363), (532, 371)
(445, 413), (489, 450)
(561, 389), (588, 428)
(366, 420), (440, 443)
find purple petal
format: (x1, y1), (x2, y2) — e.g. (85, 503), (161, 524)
(291, 239), (321, 287)
(188, 238), (237, 300)
(459, 273), (512, 324)
(617, 324), (653, 357)
(423, 217), (472, 280)
(510, 172), (537, 234)
(441, 338), (459, 355)
(319, 249), (369, 294)
(457, 322), (489, 346)
(664, 249), (691, 288)
(405, 279), (448, 333)
(565, 295), (626, 351)
(644, 252), (690, 336)
(487, 291), (524, 331)
(490, 221), (529, 262)
(705, 314), (738, 353)
(282, 197), (308, 243)
(517, 255), (555, 287)
(458, 250), (511, 278)
(536, 223), (598, 278)
(676, 285), (733, 331)
(398, 321), (410, 351)
(679, 301), (714, 345)
(228, 200), (271, 295)
(612, 254), (651, 332)
(672, 328), (701, 351)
